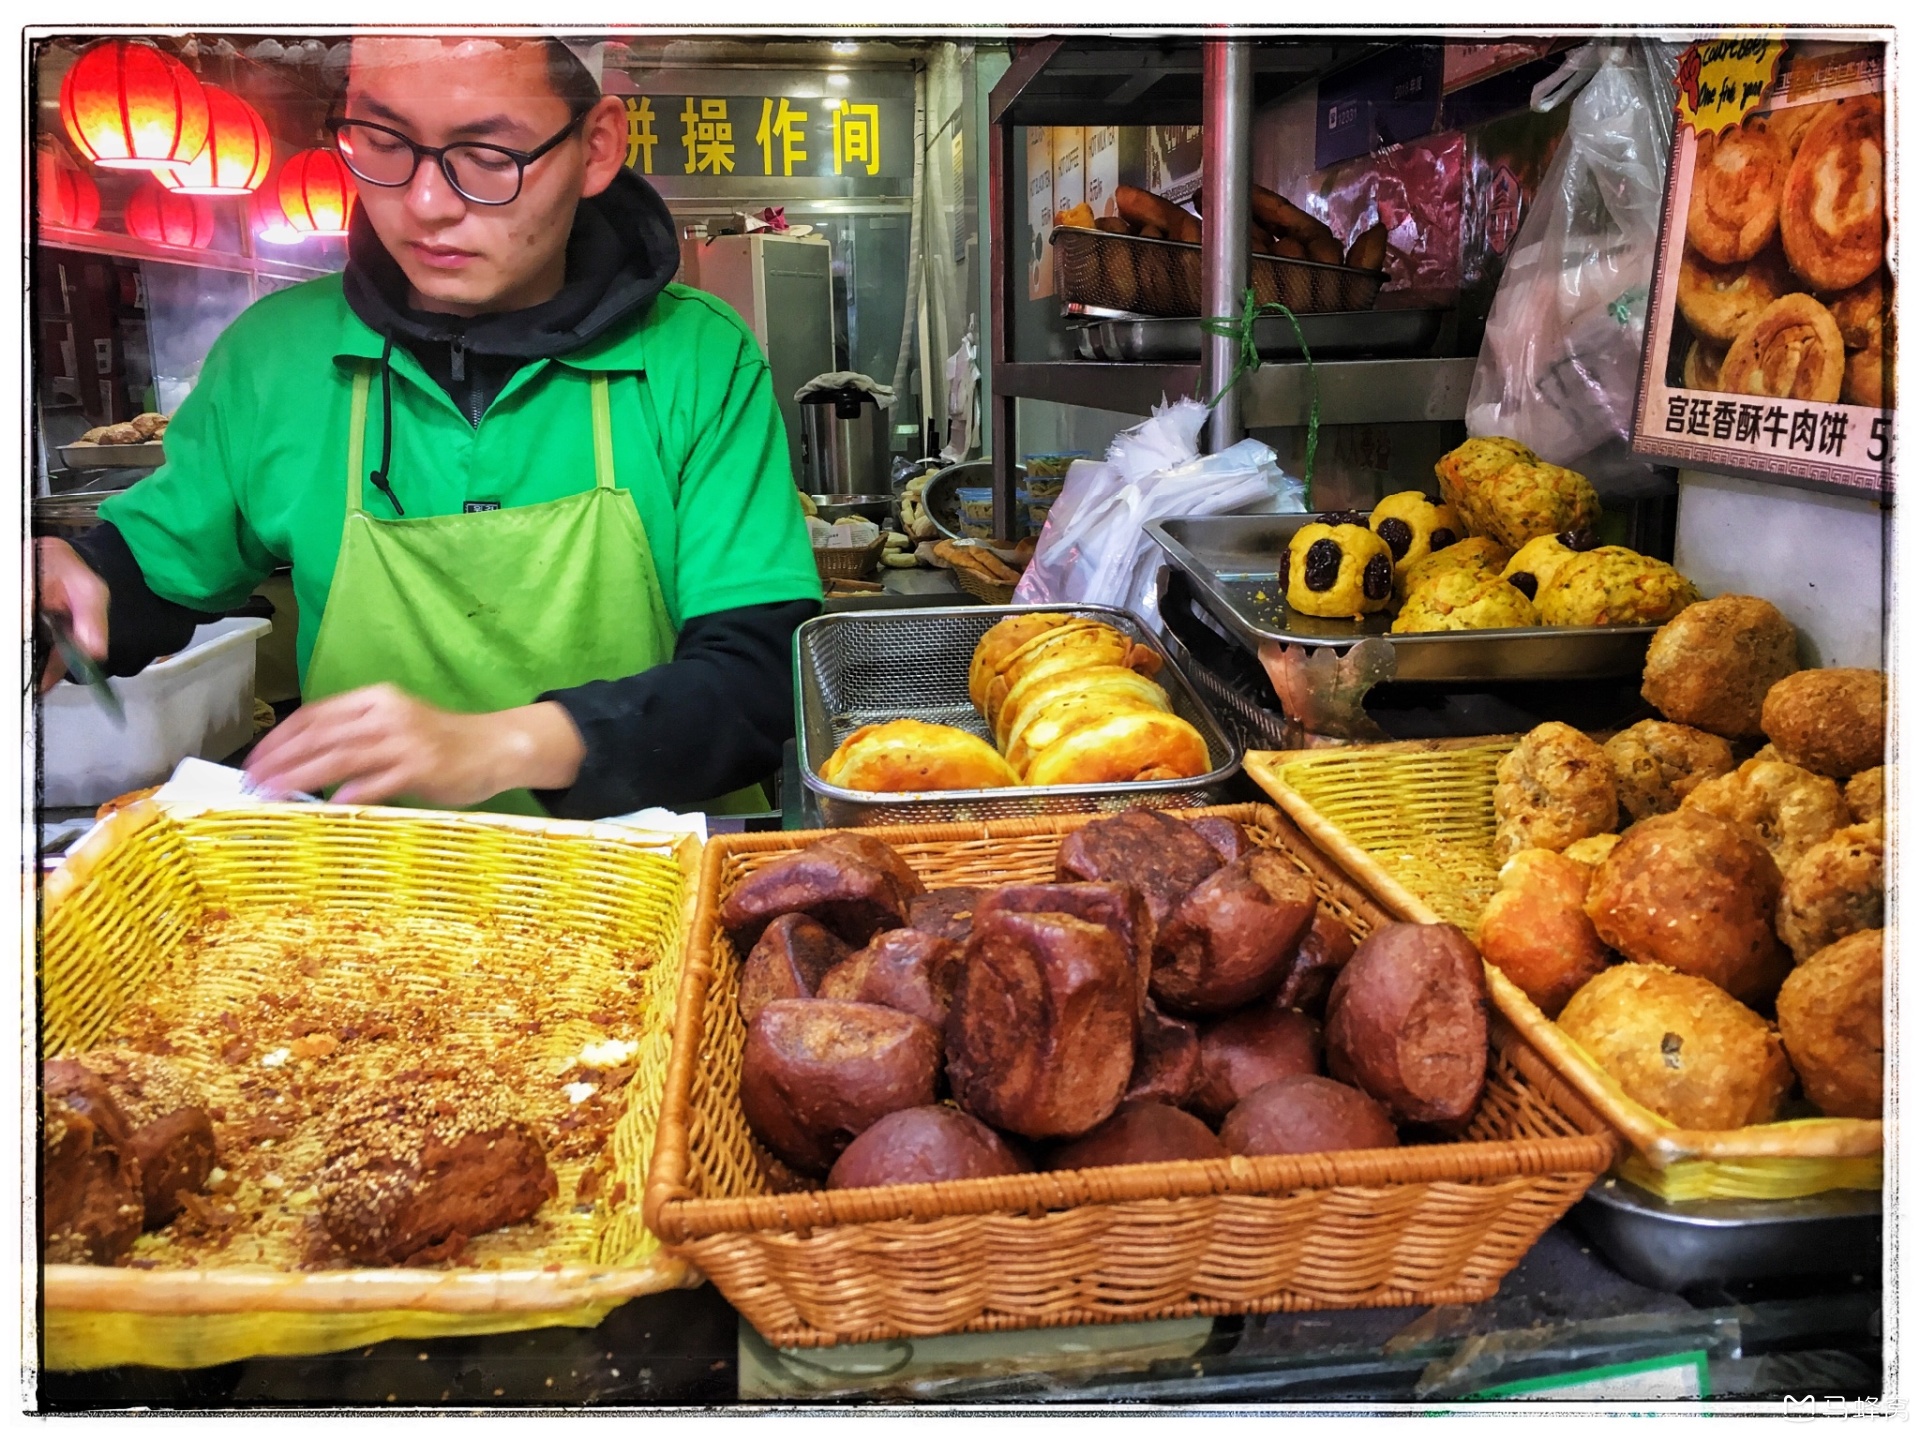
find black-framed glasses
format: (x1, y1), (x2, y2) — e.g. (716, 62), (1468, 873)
(327, 112), (586, 206)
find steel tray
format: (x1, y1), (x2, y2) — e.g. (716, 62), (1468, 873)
(1146, 513), (1658, 686)
(59, 441), (166, 470)
(1574, 1177), (1882, 1292)
(794, 603), (1242, 827)
(1074, 309), (1444, 363)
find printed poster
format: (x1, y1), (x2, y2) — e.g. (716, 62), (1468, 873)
(1026, 127), (1054, 301)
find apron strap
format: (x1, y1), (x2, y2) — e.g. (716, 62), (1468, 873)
(347, 365), (371, 515)
(589, 373), (617, 492)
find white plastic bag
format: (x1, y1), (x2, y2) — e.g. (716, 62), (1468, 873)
(1464, 41), (1683, 498)
(1013, 398), (1305, 631)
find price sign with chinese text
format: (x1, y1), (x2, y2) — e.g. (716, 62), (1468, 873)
(1631, 41), (1891, 497)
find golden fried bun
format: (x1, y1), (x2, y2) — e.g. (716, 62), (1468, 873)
(1477, 849), (1614, 1017)
(1642, 595), (1800, 738)
(1285, 522), (1395, 619)
(1844, 767), (1884, 824)
(1463, 459), (1603, 551)
(1021, 710), (1211, 787)
(1434, 436), (1537, 519)
(1603, 719), (1737, 823)
(1493, 722), (1619, 858)
(1396, 535), (1511, 603)
(1535, 548), (1701, 627)
(820, 720), (1020, 792)
(969, 613), (1081, 712)
(1777, 818), (1883, 964)
(1557, 964), (1793, 1131)
(1682, 757), (1849, 873)
(1585, 808), (1788, 1005)
(1368, 491), (1463, 582)
(1760, 668), (1886, 778)
(1500, 533), (1588, 603)
(1562, 833), (1622, 868)
(1391, 572), (1538, 632)
(1000, 665), (1172, 774)
(1775, 929), (1883, 1119)
(988, 622), (1160, 734)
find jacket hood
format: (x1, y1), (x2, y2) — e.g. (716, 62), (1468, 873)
(341, 166), (679, 360)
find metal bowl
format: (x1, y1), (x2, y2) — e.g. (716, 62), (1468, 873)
(922, 460), (1026, 541)
(806, 493), (896, 526)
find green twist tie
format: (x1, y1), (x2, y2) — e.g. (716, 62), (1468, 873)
(1197, 286), (1320, 499)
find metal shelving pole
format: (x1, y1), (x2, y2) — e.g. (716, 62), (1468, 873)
(987, 102), (1019, 541)
(1199, 37), (1252, 455)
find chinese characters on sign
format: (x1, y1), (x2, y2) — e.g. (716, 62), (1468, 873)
(621, 93), (899, 179)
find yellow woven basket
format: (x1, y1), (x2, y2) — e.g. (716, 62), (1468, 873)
(37, 800), (701, 1371)
(1244, 742), (1884, 1202)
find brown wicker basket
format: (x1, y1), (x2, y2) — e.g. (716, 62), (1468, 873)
(948, 565), (1017, 605)
(813, 538), (886, 582)
(644, 804), (1618, 1347)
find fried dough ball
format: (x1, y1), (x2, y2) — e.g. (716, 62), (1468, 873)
(1368, 491), (1462, 584)
(1535, 548), (1701, 628)
(1477, 849), (1614, 1017)
(1777, 818), (1883, 965)
(1391, 572), (1538, 633)
(1562, 833), (1622, 868)
(1844, 767), (1884, 824)
(1466, 460), (1604, 552)
(1493, 722), (1619, 858)
(1557, 964), (1793, 1131)
(1775, 929), (1883, 1119)
(1585, 807), (1789, 1006)
(1641, 595), (1801, 738)
(1285, 522), (1396, 619)
(1434, 436), (1535, 516)
(1760, 668), (1887, 778)
(1396, 535), (1510, 604)
(1682, 757), (1849, 873)
(1603, 720), (1737, 824)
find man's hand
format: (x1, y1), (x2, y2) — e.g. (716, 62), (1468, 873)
(36, 537), (110, 692)
(243, 684), (587, 807)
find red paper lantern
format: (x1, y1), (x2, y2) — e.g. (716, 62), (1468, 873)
(125, 178), (216, 249)
(278, 148), (356, 235)
(59, 38), (210, 171)
(248, 184), (303, 245)
(36, 146), (101, 229)
(157, 84), (271, 195)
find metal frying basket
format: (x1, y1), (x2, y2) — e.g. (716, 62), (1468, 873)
(794, 604), (1242, 827)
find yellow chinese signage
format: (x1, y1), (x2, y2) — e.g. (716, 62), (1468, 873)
(620, 91), (904, 178)
(1675, 35), (1788, 135)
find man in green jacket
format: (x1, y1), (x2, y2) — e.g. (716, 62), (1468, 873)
(37, 34), (822, 816)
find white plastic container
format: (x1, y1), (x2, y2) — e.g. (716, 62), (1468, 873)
(39, 617), (272, 808)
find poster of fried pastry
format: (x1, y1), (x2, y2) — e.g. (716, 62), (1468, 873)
(1632, 41), (1890, 497)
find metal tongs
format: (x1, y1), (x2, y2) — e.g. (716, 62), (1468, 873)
(36, 612), (125, 726)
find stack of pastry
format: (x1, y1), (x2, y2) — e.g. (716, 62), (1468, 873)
(1476, 594), (1885, 1131)
(819, 614), (1212, 794)
(1674, 96), (1889, 407)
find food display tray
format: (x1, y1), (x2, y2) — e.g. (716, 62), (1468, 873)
(60, 442), (166, 470)
(644, 803), (1619, 1348)
(793, 602), (1241, 827)
(39, 799), (700, 1371)
(1146, 514), (1659, 685)
(1051, 226), (1384, 319)
(1073, 309), (1444, 363)
(1574, 1177), (1882, 1292)
(1241, 741), (1885, 1198)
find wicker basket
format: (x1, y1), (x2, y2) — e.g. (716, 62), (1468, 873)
(38, 799), (700, 1370)
(1052, 226), (1384, 320)
(949, 565), (1017, 605)
(644, 804), (1617, 1347)
(1243, 743), (1885, 1202)
(814, 538), (886, 582)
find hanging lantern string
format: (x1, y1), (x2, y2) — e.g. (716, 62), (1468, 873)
(1197, 286), (1320, 493)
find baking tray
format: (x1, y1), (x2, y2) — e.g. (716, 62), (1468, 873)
(60, 441), (166, 470)
(1051, 226), (1384, 319)
(794, 602), (1241, 827)
(1574, 1177), (1882, 1292)
(1073, 309), (1444, 362)
(1146, 513), (1659, 685)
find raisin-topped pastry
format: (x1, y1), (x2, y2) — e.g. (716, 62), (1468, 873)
(318, 1075), (557, 1265)
(1284, 521), (1394, 619)
(42, 1060), (145, 1265)
(75, 1046), (218, 1228)
(1368, 491), (1461, 587)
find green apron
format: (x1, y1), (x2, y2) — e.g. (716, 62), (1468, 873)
(301, 364), (764, 816)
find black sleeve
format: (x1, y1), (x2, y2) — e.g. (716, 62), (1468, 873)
(533, 598), (820, 818)
(68, 521), (223, 678)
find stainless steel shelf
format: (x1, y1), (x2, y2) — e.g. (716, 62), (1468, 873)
(994, 356), (1475, 427)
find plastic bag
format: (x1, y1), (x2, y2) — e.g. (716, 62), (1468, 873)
(1012, 398), (1304, 631)
(1463, 41), (1683, 499)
